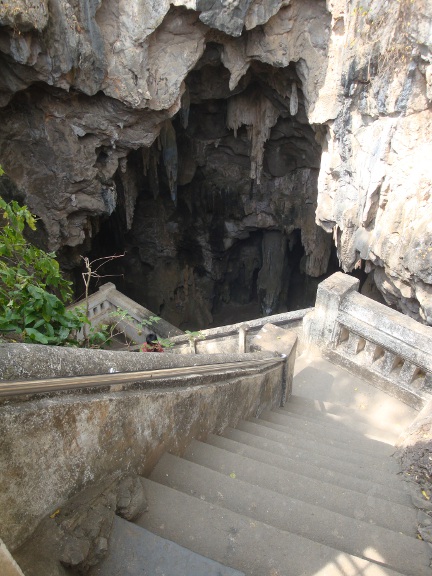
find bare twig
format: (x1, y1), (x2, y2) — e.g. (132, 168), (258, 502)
(80, 253), (125, 346)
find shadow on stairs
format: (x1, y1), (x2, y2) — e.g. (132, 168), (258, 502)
(91, 353), (430, 576)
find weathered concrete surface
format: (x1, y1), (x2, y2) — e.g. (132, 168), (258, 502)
(295, 348), (432, 548)
(303, 273), (360, 347)
(0, 343), (273, 380)
(305, 273), (432, 409)
(170, 309), (309, 354)
(13, 474), (149, 576)
(293, 350), (417, 443)
(77, 282), (183, 344)
(91, 516), (245, 576)
(250, 322), (298, 403)
(0, 359), (284, 550)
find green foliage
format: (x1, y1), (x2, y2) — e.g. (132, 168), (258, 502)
(75, 307), (163, 350)
(156, 337), (175, 349)
(0, 167), (164, 349)
(109, 307), (160, 336)
(185, 329), (205, 341)
(86, 322), (112, 348)
(184, 329), (205, 352)
(0, 195), (84, 345)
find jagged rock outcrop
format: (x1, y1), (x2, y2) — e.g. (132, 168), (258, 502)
(312, 0), (432, 324)
(0, 0), (431, 326)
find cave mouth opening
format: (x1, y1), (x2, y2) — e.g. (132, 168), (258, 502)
(83, 43), (337, 330)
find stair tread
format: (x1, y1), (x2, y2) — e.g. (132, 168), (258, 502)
(292, 353), (416, 422)
(183, 440), (417, 536)
(139, 479), (406, 576)
(255, 411), (395, 458)
(149, 453), (430, 576)
(260, 409), (396, 453)
(288, 394), (395, 416)
(222, 425), (402, 489)
(276, 406), (398, 443)
(210, 431), (411, 506)
(238, 419), (399, 473)
(221, 426), (405, 489)
(285, 395), (407, 440)
(91, 516), (245, 576)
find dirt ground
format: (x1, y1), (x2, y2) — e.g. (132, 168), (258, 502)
(396, 399), (432, 544)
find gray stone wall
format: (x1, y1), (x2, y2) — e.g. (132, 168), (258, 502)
(0, 358), (284, 550)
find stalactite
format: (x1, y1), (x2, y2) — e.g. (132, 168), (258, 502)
(227, 89), (279, 185)
(290, 82), (298, 116)
(180, 87), (190, 129)
(159, 119), (178, 205)
(142, 147), (160, 199)
(142, 147), (150, 175)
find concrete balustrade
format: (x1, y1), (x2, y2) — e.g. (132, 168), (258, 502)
(305, 273), (432, 409)
(169, 309), (310, 355)
(70, 282), (183, 344)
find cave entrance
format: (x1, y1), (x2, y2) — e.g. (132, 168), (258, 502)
(87, 44), (334, 330)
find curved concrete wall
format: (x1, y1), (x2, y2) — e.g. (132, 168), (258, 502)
(0, 357), (284, 550)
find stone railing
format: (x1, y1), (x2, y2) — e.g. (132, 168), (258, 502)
(305, 272), (432, 409)
(71, 282), (183, 344)
(168, 309), (311, 355)
(0, 347), (286, 551)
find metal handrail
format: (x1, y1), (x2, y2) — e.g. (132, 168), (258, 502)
(0, 357), (285, 397)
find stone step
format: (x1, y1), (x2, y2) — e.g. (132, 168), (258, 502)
(284, 395), (404, 440)
(221, 426), (405, 490)
(150, 453), (430, 576)
(258, 409), (395, 456)
(91, 515), (245, 576)
(139, 479), (405, 576)
(254, 415), (392, 460)
(208, 432), (411, 507)
(274, 406), (397, 445)
(238, 419), (399, 474)
(183, 440), (417, 536)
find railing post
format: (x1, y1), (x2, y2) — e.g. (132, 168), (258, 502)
(362, 339), (378, 363)
(304, 272), (360, 350)
(399, 361), (420, 386)
(380, 350), (398, 376)
(238, 324), (250, 353)
(281, 355), (289, 407)
(345, 332), (362, 355)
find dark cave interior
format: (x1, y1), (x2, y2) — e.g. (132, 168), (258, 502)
(79, 44), (339, 330)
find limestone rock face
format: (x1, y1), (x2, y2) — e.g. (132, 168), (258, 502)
(0, 0), (431, 325)
(312, 0), (432, 324)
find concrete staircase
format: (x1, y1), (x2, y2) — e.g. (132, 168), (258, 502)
(93, 353), (431, 576)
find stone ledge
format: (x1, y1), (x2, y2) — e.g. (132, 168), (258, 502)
(0, 343), (275, 381)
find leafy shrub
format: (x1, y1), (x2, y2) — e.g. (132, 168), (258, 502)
(0, 192), (85, 345)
